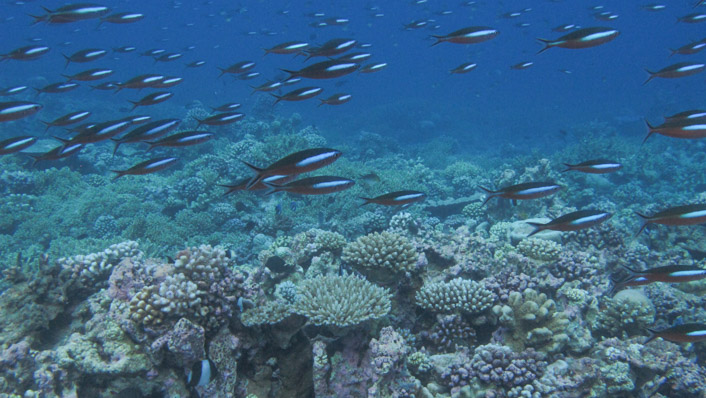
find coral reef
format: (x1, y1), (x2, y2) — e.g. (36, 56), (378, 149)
(342, 231), (419, 283)
(416, 277), (494, 314)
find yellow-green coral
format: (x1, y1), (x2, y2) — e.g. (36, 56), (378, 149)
(293, 273), (391, 327)
(517, 238), (561, 262)
(493, 288), (569, 354)
(241, 300), (294, 327)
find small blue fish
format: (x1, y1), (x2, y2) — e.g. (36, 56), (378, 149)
(290, 201), (298, 211)
(275, 203), (283, 215)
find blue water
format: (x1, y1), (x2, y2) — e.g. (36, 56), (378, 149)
(2, 0), (702, 153)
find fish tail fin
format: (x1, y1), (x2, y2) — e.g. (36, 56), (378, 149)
(430, 36), (443, 47)
(644, 328), (658, 344)
(561, 163), (574, 173)
(526, 222), (547, 237)
(28, 14), (45, 25)
(128, 101), (138, 111)
(642, 70), (655, 85)
(112, 142), (121, 156)
(479, 186), (497, 206)
(218, 184), (240, 196)
(263, 182), (281, 195)
(62, 54), (71, 69)
(193, 117), (203, 128)
(318, 99), (325, 107)
(359, 197), (372, 207)
(668, 48), (677, 57)
(241, 160), (264, 189)
(110, 170), (126, 180)
(145, 142), (157, 151)
(217, 68), (226, 78)
(642, 120), (656, 144)
(52, 136), (70, 144)
(635, 217), (649, 237)
(41, 121), (51, 132)
(270, 93), (282, 105)
(536, 38), (553, 54)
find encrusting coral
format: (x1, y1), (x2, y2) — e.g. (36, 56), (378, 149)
(493, 288), (570, 355)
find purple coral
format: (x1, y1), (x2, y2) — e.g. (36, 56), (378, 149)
(423, 314), (476, 351)
(470, 344), (547, 389)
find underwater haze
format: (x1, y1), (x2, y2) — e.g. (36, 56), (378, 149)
(1, 0), (706, 397)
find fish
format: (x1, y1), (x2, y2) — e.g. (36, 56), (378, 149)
(0, 86), (29, 96)
(63, 48), (107, 67)
(194, 112), (244, 127)
(643, 119), (706, 142)
(237, 72), (260, 80)
(123, 115), (152, 125)
(645, 323), (706, 344)
(271, 87), (323, 105)
(552, 24), (578, 32)
(211, 103), (241, 112)
(146, 131), (214, 150)
(111, 157), (179, 180)
(141, 49), (166, 57)
(128, 92), (174, 111)
(35, 82), (80, 95)
(0, 136), (37, 155)
(29, 143), (83, 165)
(187, 359), (217, 390)
(611, 265), (706, 294)
(359, 63), (388, 73)
(643, 62), (705, 85)
(0, 101), (43, 122)
(450, 62), (477, 74)
(112, 119), (181, 155)
(57, 119), (131, 145)
(641, 4), (666, 11)
(243, 148), (342, 189)
(359, 172), (380, 183)
(91, 82), (119, 91)
(152, 77), (184, 89)
(1, 45), (50, 61)
(282, 60), (359, 79)
(31, 3), (110, 24)
(318, 93), (352, 106)
(678, 13), (706, 23)
(250, 81), (283, 94)
(63, 68), (114, 81)
(305, 38), (357, 60)
(219, 175), (297, 195)
(265, 176), (355, 195)
(562, 159), (623, 174)
(664, 109), (706, 122)
(100, 12), (144, 24)
(116, 74), (165, 91)
(186, 60), (206, 68)
(670, 39), (706, 56)
(218, 61), (256, 77)
(337, 52), (373, 63)
(526, 210), (612, 236)
(360, 191), (427, 207)
(431, 26), (499, 46)
(537, 27), (619, 54)
(264, 41), (309, 55)
(594, 11), (619, 21)
(480, 182), (562, 205)
(511, 62), (534, 70)
(114, 46), (137, 53)
(155, 53), (183, 63)
(404, 19), (428, 30)
(636, 204), (706, 235)
(41, 110), (91, 131)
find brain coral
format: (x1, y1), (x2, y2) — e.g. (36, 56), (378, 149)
(416, 278), (494, 314)
(493, 288), (569, 354)
(293, 273), (391, 327)
(342, 231), (418, 282)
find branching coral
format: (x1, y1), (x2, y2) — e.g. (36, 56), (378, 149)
(517, 238), (561, 262)
(58, 240), (141, 287)
(416, 278), (494, 314)
(493, 288), (570, 354)
(293, 273), (391, 327)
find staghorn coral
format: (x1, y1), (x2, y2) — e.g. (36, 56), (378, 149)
(493, 288), (570, 354)
(293, 273), (391, 327)
(416, 277), (494, 314)
(517, 238), (561, 262)
(342, 231), (419, 282)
